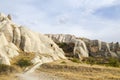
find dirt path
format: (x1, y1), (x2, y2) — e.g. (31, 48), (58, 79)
(17, 72), (65, 80)
(17, 62), (66, 80)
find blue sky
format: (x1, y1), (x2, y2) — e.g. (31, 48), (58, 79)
(0, 0), (120, 42)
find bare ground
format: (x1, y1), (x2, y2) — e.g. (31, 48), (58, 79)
(17, 72), (66, 80)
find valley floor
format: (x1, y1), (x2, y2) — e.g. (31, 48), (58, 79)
(17, 72), (66, 80)
(1, 60), (120, 80)
(37, 60), (120, 80)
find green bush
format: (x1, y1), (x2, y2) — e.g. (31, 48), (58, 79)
(108, 58), (120, 67)
(85, 58), (94, 65)
(82, 57), (120, 67)
(57, 43), (74, 53)
(61, 61), (66, 64)
(16, 58), (32, 68)
(70, 58), (81, 63)
(0, 64), (15, 74)
(57, 43), (67, 48)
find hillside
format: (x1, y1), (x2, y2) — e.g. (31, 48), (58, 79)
(38, 60), (120, 80)
(46, 34), (120, 59)
(0, 13), (120, 80)
(0, 13), (66, 66)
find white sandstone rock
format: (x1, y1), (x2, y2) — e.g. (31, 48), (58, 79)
(0, 13), (66, 65)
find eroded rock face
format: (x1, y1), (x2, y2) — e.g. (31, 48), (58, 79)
(0, 33), (19, 65)
(46, 34), (89, 59)
(46, 34), (120, 59)
(0, 13), (66, 65)
(74, 40), (89, 59)
(85, 40), (118, 58)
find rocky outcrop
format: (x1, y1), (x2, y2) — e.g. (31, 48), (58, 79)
(46, 34), (120, 59)
(0, 13), (66, 65)
(0, 13), (119, 65)
(46, 34), (89, 59)
(83, 39), (119, 58)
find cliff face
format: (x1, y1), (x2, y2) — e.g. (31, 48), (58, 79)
(0, 13), (66, 65)
(0, 13), (120, 65)
(46, 34), (120, 59)
(46, 34), (89, 59)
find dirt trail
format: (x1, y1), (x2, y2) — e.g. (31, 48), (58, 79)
(17, 62), (65, 80)
(17, 72), (65, 80)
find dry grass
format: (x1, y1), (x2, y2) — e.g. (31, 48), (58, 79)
(0, 74), (18, 80)
(0, 65), (20, 80)
(11, 50), (35, 65)
(0, 51), (35, 80)
(38, 60), (120, 80)
(0, 64), (21, 80)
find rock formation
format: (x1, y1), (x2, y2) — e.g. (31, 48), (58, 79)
(0, 13), (120, 65)
(46, 34), (120, 59)
(46, 34), (89, 59)
(0, 13), (66, 65)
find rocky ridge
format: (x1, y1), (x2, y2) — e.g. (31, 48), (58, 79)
(46, 34), (120, 59)
(0, 13), (66, 65)
(0, 13), (120, 66)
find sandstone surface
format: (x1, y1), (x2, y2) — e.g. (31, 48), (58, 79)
(0, 13), (66, 65)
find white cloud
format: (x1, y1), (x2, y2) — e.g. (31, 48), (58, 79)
(64, 0), (116, 12)
(0, 0), (120, 42)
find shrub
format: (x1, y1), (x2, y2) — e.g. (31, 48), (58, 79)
(57, 43), (74, 53)
(61, 61), (66, 64)
(16, 58), (32, 68)
(82, 57), (97, 65)
(107, 58), (120, 67)
(70, 58), (81, 63)
(82, 57), (120, 67)
(82, 57), (107, 66)
(57, 43), (67, 48)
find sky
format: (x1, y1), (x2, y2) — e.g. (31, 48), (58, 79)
(0, 0), (120, 42)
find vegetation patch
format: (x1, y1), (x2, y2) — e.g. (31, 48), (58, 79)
(11, 50), (35, 68)
(70, 58), (81, 63)
(61, 61), (66, 64)
(107, 58), (120, 67)
(82, 57), (120, 67)
(57, 43), (74, 53)
(57, 42), (75, 57)
(0, 64), (16, 74)
(16, 58), (32, 68)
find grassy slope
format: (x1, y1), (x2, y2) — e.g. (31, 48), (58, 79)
(38, 60), (120, 80)
(0, 74), (18, 80)
(0, 51), (35, 80)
